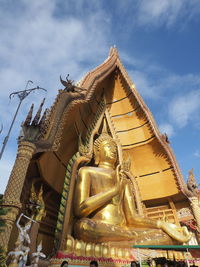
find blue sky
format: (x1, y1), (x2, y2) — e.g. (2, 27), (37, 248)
(0, 0), (200, 193)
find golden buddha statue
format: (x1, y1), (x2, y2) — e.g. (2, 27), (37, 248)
(74, 133), (192, 245)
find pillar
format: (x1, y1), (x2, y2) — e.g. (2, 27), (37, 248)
(0, 141), (36, 251)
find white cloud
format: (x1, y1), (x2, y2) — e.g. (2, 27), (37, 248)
(169, 90), (200, 128)
(129, 70), (161, 99)
(137, 0), (200, 28)
(128, 63), (200, 101)
(0, 0), (110, 91)
(164, 73), (200, 90)
(159, 123), (174, 137)
(0, 0), (111, 193)
(194, 150), (200, 158)
(125, 57), (200, 132)
(0, 149), (15, 194)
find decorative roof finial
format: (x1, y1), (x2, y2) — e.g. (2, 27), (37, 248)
(60, 74), (75, 92)
(24, 104), (34, 126)
(187, 168), (199, 196)
(109, 46), (119, 57)
(32, 98), (45, 126)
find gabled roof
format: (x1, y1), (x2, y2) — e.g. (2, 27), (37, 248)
(36, 47), (190, 199)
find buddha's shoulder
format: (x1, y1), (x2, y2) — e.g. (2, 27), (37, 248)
(78, 166), (114, 175)
(78, 166), (100, 173)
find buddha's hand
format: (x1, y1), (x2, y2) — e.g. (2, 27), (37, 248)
(115, 164), (127, 193)
(116, 164), (122, 183)
(157, 220), (192, 243)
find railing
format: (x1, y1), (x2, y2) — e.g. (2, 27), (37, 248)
(145, 205), (175, 223)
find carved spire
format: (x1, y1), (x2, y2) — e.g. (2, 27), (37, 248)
(19, 98), (47, 143)
(39, 108), (48, 127)
(24, 104), (34, 126)
(32, 98), (45, 126)
(187, 168), (199, 197)
(102, 116), (109, 134)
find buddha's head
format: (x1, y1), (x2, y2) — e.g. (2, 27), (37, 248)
(94, 133), (118, 166)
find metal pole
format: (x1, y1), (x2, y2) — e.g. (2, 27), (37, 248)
(0, 81), (47, 160)
(0, 100), (23, 160)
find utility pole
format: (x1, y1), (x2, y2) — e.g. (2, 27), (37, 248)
(0, 80), (47, 160)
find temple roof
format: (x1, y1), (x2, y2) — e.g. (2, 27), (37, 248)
(27, 47), (191, 202)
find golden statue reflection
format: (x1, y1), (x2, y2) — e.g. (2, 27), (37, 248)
(74, 133), (192, 245)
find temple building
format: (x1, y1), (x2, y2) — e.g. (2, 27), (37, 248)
(0, 48), (200, 266)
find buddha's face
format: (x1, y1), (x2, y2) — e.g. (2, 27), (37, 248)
(99, 140), (117, 165)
